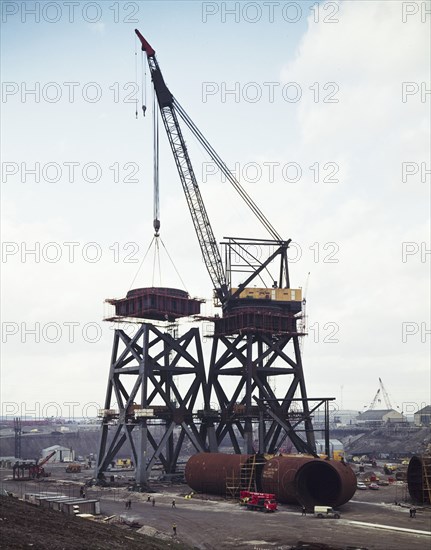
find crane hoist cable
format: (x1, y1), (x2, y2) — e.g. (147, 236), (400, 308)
(128, 236), (156, 291)
(135, 29), (227, 303)
(142, 49), (147, 117)
(135, 38), (147, 117)
(128, 52), (189, 293)
(134, 39), (138, 119)
(153, 86), (160, 235)
(128, 234), (187, 292)
(151, 84), (161, 284)
(159, 237), (189, 292)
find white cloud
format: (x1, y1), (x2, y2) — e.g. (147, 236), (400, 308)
(276, 0), (430, 409)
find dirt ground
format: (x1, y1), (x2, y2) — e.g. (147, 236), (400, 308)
(1, 464), (430, 550)
(0, 495), (192, 550)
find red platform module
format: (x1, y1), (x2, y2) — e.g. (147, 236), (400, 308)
(105, 287), (203, 322)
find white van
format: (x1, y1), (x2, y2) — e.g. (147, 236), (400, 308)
(314, 506), (340, 519)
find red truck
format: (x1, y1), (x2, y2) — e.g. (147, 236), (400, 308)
(240, 491), (277, 512)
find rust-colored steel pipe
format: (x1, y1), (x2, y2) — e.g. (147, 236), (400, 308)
(261, 455), (357, 507)
(185, 453), (357, 507)
(408, 455), (430, 503)
(185, 453), (266, 495)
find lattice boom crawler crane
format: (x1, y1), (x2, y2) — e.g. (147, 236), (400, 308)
(96, 31), (325, 486)
(134, 29), (319, 455)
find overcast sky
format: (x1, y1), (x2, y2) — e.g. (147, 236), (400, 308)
(1, 0), (430, 420)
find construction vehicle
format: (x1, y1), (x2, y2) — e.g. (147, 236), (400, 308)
(37, 450), (56, 469)
(240, 491), (277, 512)
(384, 463), (397, 475)
(12, 450), (56, 480)
(314, 506), (340, 519)
(66, 463), (82, 473)
(115, 458), (133, 468)
(333, 450), (346, 461)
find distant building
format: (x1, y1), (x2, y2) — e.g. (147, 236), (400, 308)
(315, 438), (344, 459)
(414, 405), (431, 427)
(356, 409), (406, 427)
(312, 409), (360, 427)
(41, 445), (74, 463)
(329, 410), (361, 426)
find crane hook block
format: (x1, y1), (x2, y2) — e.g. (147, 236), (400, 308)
(135, 29), (156, 57)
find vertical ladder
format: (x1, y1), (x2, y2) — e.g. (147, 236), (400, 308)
(225, 474), (240, 499)
(244, 455), (257, 492)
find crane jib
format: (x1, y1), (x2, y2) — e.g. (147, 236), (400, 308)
(134, 29), (284, 304)
(135, 30), (173, 107)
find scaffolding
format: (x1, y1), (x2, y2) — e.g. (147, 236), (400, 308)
(224, 455), (267, 498)
(225, 474), (241, 499)
(241, 455), (257, 493)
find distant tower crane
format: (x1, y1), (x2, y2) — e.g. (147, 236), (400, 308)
(367, 379), (393, 411)
(379, 377), (393, 409)
(368, 388), (381, 411)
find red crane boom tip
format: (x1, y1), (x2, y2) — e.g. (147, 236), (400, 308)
(135, 29), (156, 57)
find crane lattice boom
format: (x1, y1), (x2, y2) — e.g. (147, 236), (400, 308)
(379, 377), (393, 410)
(368, 388), (381, 410)
(135, 29), (284, 304)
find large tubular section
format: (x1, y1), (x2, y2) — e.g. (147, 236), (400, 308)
(185, 453), (260, 495)
(262, 455), (357, 507)
(185, 453), (357, 507)
(408, 455), (430, 503)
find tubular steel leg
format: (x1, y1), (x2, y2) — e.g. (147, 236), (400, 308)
(136, 420), (148, 486)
